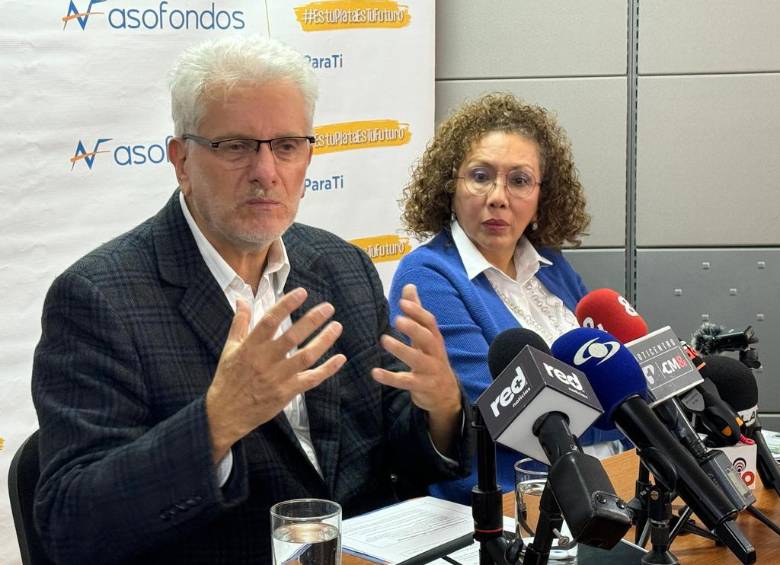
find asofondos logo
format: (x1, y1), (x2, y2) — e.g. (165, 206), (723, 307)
(62, 1), (245, 31)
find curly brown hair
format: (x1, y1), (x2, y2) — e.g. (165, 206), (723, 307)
(401, 93), (590, 248)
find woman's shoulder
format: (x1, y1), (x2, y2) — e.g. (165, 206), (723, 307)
(536, 245), (565, 262)
(536, 246), (578, 273)
(397, 231), (459, 270)
(393, 231), (472, 292)
(535, 246), (587, 299)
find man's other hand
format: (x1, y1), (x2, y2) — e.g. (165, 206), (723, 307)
(372, 284), (462, 455)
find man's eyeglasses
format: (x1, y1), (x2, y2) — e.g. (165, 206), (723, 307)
(455, 166), (541, 199)
(182, 134), (315, 168)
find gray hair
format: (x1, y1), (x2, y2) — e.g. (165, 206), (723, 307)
(169, 35), (318, 136)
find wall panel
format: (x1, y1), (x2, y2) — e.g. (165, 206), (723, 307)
(436, 0), (627, 79)
(636, 74), (780, 246)
(640, 1), (780, 74)
(637, 248), (780, 413)
(564, 249), (626, 296)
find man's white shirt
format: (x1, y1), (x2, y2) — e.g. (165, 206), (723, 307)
(179, 192), (322, 486)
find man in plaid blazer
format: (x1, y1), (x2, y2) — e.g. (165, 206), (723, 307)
(32, 36), (471, 564)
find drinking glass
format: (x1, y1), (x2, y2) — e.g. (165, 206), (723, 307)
(271, 498), (341, 565)
(514, 458), (578, 563)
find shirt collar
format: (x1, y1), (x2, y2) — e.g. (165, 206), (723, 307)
(179, 191), (290, 295)
(450, 218), (551, 282)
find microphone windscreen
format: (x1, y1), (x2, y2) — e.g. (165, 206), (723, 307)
(552, 327), (647, 430)
(487, 328), (550, 379)
(699, 355), (758, 413)
(575, 288), (649, 344)
(691, 322), (725, 355)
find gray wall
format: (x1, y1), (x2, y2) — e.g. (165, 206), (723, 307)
(435, 0), (780, 429)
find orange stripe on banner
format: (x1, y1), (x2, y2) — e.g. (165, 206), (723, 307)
(349, 235), (411, 264)
(61, 11), (104, 23)
(313, 120), (411, 154)
(294, 1), (411, 32)
(69, 150), (109, 164)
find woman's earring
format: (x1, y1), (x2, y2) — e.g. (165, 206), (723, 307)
(531, 221), (538, 231)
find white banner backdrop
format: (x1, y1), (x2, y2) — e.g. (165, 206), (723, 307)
(0, 1), (433, 563)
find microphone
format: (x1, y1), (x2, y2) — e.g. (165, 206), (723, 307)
(692, 322), (761, 369)
(699, 355), (758, 426)
(552, 328), (756, 564)
(692, 323), (758, 356)
(573, 291), (754, 510)
(576, 289), (702, 403)
(677, 341), (742, 445)
(684, 377), (744, 447)
(480, 328), (632, 549)
(575, 291), (744, 442)
(575, 288), (648, 343)
(700, 355), (780, 496)
(482, 329), (602, 465)
(487, 327), (549, 382)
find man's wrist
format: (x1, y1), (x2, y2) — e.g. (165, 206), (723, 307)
(427, 398), (462, 456)
(205, 392), (237, 464)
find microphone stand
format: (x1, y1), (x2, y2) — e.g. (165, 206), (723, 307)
(667, 506), (717, 543)
(631, 463), (652, 546)
(629, 451), (680, 565)
(745, 505), (780, 536)
(632, 450), (757, 564)
(472, 407), (523, 565)
(471, 408), (572, 565)
(640, 482), (679, 565)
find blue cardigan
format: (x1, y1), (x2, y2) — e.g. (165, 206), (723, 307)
(389, 230), (621, 504)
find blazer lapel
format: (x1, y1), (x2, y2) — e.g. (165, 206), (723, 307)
(153, 191), (233, 361)
(285, 232), (341, 494)
(178, 271), (233, 362)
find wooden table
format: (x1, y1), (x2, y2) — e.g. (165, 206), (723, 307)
(345, 450), (780, 564)
(562, 450), (780, 564)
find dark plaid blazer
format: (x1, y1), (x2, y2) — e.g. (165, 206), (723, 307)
(32, 191), (471, 565)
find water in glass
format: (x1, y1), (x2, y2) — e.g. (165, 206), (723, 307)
(272, 521), (340, 565)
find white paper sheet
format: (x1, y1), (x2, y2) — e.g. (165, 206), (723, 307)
(342, 496), (474, 563)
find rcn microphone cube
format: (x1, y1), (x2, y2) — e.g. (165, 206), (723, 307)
(476, 345), (603, 465)
(717, 442), (759, 490)
(626, 326), (703, 407)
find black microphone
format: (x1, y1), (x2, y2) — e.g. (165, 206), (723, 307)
(700, 355), (780, 496)
(676, 341), (743, 446)
(699, 355), (758, 426)
(480, 329), (632, 550)
(681, 377), (743, 447)
(692, 323), (761, 369)
(692, 323), (758, 355)
(553, 328), (756, 564)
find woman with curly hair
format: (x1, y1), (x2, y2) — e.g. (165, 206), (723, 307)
(389, 93), (623, 503)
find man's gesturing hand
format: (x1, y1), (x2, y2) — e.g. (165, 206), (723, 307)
(371, 284), (462, 454)
(206, 288), (346, 462)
